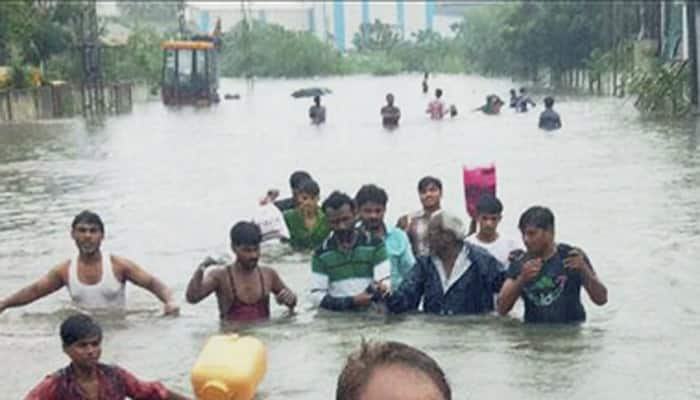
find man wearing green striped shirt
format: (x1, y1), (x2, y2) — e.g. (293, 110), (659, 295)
(310, 191), (391, 311)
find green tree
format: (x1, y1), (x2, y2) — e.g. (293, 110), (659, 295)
(352, 19), (401, 52)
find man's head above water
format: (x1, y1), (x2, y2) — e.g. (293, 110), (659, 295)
(71, 210), (104, 234)
(322, 191), (356, 236)
(230, 221), (263, 270)
(336, 340), (451, 400)
(60, 313), (103, 368)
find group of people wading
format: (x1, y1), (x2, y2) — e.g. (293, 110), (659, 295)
(3, 173), (605, 399)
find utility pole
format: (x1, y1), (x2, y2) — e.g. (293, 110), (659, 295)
(178, 0), (187, 39)
(687, 1), (699, 111)
(79, 0), (104, 116)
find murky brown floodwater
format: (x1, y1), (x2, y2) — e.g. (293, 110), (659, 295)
(1, 74), (700, 399)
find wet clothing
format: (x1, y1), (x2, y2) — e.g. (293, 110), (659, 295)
(538, 108), (562, 130)
(309, 105), (326, 124)
(224, 267), (270, 322)
(381, 105), (401, 126)
(384, 226), (416, 289)
(466, 234), (520, 270)
(25, 363), (170, 400)
(283, 208), (330, 250)
(509, 94), (518, 108)
(360, 223), (416, 290)
(386, 243), (505, 315)
(273, 197), (295, 212)
(427, 99), (446, 120)
(67, 253), (126, 310)
(310, 230), (390, 311)
(516, 96), (536, 112)
(404, 209), (438, 257)
(506, 243), (591, 323)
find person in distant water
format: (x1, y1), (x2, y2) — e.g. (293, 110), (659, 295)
(386, 212), (505, 316)
(515, 87), (536, 112)
(497, 206), (608, 323)
(259, 170), (313, 213)
(426, 89), (446, 120)
(355, 184), (415, 290)
(422, 72), (429, 94)
(186, 221), (297, 322)
(0, 211), (179, 315)
(538, 96), (562, 131)
(309, 191), (391, 312)
(466, 194), (520, 269)
(26, 313), (190, 400)
(309, 95), (326, 124)
(336, 340), (451, 400)
(397, 176), (443, 257)
(509, 88), (518, 108)
(476, 95), (504, 115)
(283, 179), (330, 251)
(380, 93), (401, 128)
(448, 104), (458, 117)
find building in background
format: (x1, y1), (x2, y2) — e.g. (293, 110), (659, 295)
(185, 1), (468, 52)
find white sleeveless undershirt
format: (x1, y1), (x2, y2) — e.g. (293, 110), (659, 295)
(67, 252), (126, 310)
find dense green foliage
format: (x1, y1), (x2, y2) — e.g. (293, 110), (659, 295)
(220, 21), (345, 78)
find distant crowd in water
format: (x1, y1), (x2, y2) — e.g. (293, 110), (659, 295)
(308, 72), (562, 131)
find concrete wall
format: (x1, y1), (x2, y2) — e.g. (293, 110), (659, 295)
(0, 83), (132, 123)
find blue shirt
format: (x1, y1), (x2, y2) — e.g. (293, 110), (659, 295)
(384, 225), (416, 289)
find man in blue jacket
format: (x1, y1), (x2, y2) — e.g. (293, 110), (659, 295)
(386, 211), (505, 315)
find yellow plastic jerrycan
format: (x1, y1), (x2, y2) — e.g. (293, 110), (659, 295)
(191, 334), (267, 400)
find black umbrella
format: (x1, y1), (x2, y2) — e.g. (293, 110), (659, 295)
(291, 87), (332, 98)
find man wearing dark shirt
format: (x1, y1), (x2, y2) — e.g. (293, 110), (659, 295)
(538, 96), (562, 131)
(380, 93), (401, 128)
(497, 206), (607, 323)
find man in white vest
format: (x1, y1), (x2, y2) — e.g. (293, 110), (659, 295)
(0, 210), (179, 315)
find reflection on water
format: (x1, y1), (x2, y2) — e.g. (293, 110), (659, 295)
(1, 75), (699, 399)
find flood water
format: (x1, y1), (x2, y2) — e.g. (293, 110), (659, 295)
(1, 74), (700, 399)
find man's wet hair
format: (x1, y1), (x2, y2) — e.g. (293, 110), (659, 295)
(518, 206), (555, 232)
(519, 87), (526, 93)
(322, 191), (355, 213)
(71, 210), (104, 234)
(336, 340), (451, 400)
(60, 313), (102, 347)
(313, 95), (321, 104)
(289, 170), (312, 190)
(417, 176), (442, 193)
(544, 96), (555, 108)
(355, 184), (388, 208)
(476, 194), (503, 215)
(435, 89), (443, 98)
(230, 221), (263, 247)
(298, 179), (320, 197)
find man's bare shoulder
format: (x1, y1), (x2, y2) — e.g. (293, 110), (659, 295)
(205, 265), (231, 281)
(53, 259), (71, 281)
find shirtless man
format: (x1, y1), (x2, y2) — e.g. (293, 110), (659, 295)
(186, 221), (297, 322)
(0, 210), (179, 315)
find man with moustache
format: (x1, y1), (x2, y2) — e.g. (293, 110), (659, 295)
(0, 210), (179, 315)
(186, 221), (297, 322)
(310, 191), (390, 311)
(355, 184), (415, 289)
(497, 206), (608, 323)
